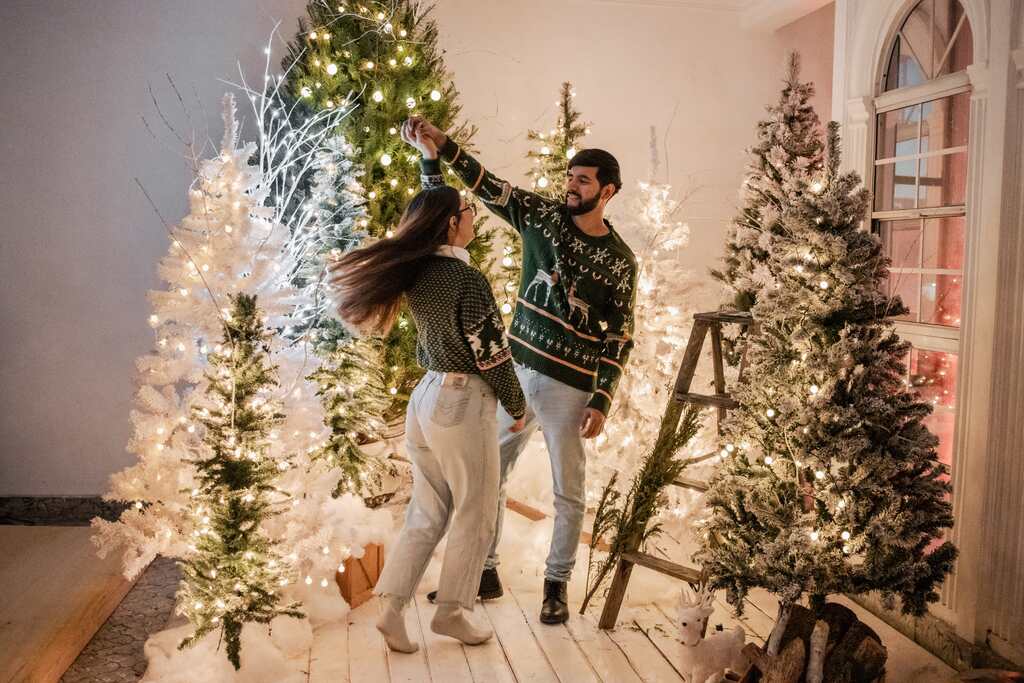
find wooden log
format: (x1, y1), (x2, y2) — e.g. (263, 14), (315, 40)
(743, 638), (805, 683)
(821, 617), (887, 683)
(806, 620), (829, 683)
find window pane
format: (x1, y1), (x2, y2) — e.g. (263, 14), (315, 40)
(934, 0), (973, 76)
(899, 0), (934, 84)
(876, 104), (920, 160)
(881, 219), (923, 268)
(908, 347), (958, 476)
(922, 216), (964, 270)
(920, 273), (962, 326)
(921, 92), (969, 152)
(918, 152), (967, 208)
(888, 272), (919, 321)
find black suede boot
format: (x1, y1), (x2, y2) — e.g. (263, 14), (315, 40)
(540, 579), (568, 624)
(426, 567), (504, 604)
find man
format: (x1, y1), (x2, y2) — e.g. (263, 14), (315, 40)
(405, 116), (637, 624)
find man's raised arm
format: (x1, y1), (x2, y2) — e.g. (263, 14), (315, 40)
(408, 117), (549, 234)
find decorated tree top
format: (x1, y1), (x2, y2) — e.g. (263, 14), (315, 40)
(280, 1), (495, 416)
(697, 55), (956, 623)
(712, 54), (825, 312)
(526, 81), (591, 199)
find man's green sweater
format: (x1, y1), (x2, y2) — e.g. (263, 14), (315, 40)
(421, 139), (637, 415)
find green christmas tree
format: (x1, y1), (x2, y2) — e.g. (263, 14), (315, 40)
(307, 338), (393, 498)
(176, 294), (302, 669)
(697, 56), (956, 652)
(280, 1), (494, 417)
(492, 82), (592, 316)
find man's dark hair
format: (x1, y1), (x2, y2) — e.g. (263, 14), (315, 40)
(568, 148), (622, 194)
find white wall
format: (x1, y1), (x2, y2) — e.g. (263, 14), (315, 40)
(0, 0), (822, 496)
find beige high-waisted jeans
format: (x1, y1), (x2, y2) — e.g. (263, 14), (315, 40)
(375, 370), (500, 609)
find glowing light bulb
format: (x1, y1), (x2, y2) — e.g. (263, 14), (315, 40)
(815, 470), (826, 480)
(540, 146), (551, 155)
(810, 385), (819, 395)
(389, 387), (398, 395)
(380, 153), (392, 166)
(810, 181), (823, 193)
(537, 177), (550, 188)
(502, 257), (513, 267)
(501, 303), (512, 314)
(326, 63), (338, 75)
(406, 96), (416, 109)
(309, 31), (318, 39)
(403, 56), (413, 66)
(300, 86), (312, 98)
(567, 147), (577, 158)
(305, 575), (313, 585)
(809, 530), (819, 542)
(365, 60), (375, 70)
(372, 90), (384, 102)
(764, 456), (774, 465)
(841, 530), (851, 540)
(819, 280), (829, 290)
(148, 314), (159, 327)
(766, 408), (776, 418)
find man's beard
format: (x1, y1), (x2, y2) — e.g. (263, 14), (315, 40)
(566, 191), (600, 216)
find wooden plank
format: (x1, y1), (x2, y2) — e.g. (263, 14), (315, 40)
(674, 392), (740, 409)
(604, 616), (686, 682)
(669, 477), (709, 492)
(0, 526), (137, 683)
(693, 311), (752, 324)
(346, 598), (389, 683)
(506, 497), (548, 522)
(413, 589), (474, 683)
(384, 595), (434, 683)
(566, 610), (645, 683)
(621, 551), (702, 584)
(672, 319), (709, 396)
(462, 604), (518, 683)
(510, 588), (601, 683)
(308, 622), (349, 683)
(631, 605), (687, 680)
(482, 592), (559, 683)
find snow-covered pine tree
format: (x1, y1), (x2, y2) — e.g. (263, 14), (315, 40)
(697, 56), (956, 649)
(711, 54), (824, 314)
(176, 293), (302, 669)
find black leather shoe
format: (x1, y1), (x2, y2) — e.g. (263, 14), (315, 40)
(426, 568), (504, 603)
(540, 579), (569, 624)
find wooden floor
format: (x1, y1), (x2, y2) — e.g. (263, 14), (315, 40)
(307, 586), (693, 683)
(0, 526), (136, 683)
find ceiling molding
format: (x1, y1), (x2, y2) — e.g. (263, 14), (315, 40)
(741, 0), (834, 32)
(588, 0), (755, 12)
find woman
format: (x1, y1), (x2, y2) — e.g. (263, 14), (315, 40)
(329, 125), (526, 653)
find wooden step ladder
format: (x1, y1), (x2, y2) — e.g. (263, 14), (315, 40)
(597, 310), (754, 629)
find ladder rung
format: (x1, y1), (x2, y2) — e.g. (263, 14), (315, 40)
(671, 477), (709, 492)
(621, 551), (703, 583)
(692, 310), (753, 324)
(675, 392), (739, 409)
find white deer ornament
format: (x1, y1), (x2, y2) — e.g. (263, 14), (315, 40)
(677, 583), (746, 683)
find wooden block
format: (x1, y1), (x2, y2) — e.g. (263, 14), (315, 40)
(335, 543), (384, 609)
(0, 526), (136, 683)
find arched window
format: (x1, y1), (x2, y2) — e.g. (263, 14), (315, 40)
(872, 0), (972, 479)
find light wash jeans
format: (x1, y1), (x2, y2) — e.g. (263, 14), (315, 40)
(485, 363), (591, 582)
(376, 371), (500, 609)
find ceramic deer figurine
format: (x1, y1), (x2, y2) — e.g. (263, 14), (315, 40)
(677, 583), (746, 683)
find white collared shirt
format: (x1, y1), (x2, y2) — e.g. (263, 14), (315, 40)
(434, 244), (470, 264)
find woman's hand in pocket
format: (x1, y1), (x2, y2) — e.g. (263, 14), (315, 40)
(508, 415), (527, 433)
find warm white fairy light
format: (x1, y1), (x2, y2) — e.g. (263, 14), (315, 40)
(326, 63), (338, 75)
(430, 89), (441, 101)
(372, 90), (384, 102)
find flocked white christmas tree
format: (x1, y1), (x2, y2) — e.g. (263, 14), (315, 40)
(591, 127), (721, 527)
(92, 66), (393, 640)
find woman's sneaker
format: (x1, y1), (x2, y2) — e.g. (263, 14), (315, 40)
(427, 568), (504, 603)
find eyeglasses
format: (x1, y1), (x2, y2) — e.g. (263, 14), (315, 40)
(457, 202), (478, 218)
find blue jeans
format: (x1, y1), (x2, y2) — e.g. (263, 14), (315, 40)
(484, 364), (591, 582)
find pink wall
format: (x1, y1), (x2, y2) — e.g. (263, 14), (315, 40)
(777, 3), (836, 123)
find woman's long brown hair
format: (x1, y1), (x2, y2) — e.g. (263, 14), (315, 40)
(329, 185), (462, 335)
